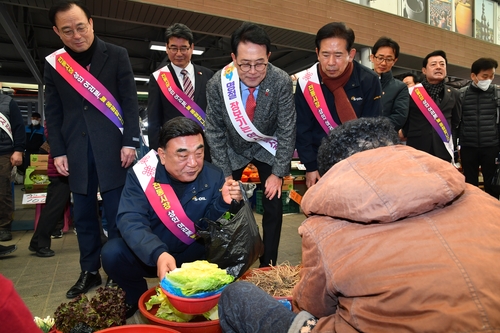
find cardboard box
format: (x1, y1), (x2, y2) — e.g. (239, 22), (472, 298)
(30, 154), (49, 163)
(29, 161), (48, 170)
(282, 176), (293, 191)
(24, 167), (50, 193)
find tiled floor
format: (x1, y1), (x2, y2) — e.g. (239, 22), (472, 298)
(0, 185), (304, 324)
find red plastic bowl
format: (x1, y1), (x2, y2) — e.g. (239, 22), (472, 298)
(96, 324), (180, 332)
(161, 287), (220, 315)
(138, 287), (222, 333)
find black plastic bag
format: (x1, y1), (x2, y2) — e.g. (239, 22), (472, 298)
(197, 182), (264, 279)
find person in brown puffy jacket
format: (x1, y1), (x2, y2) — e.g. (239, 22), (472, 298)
(218, 117), (500, 333)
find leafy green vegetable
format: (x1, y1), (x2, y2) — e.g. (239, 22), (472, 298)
(146, 287), (219, 322)
(165, 260), (234, 296)
(54, 287), (126, 333)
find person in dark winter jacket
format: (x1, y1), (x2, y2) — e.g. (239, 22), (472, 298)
(0, 86), (25, 242)
(101, 117), (242, 318)
(370, 37), (409, 131)
(22, 111), (45, 173)
(459, 57), (500, 198)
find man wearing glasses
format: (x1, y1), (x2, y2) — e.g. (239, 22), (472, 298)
(147, 23), (213, 154)
(205, 22), (296, 268)
(370, 37), (409, 132)
(295, 22), (382, 188)
(44, 0), (140, 298)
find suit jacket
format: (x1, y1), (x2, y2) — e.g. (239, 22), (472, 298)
(44, 37), (140, 194)
(205, 63), (296, 177)
(405, 83), (461, 162)
(147, 61), (213, 151)
(295, 61), (382, 172)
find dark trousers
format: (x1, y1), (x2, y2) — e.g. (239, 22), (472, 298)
(0, 154), (12, 230)
(461, 146), (499, 198)
(233, 159), (283, 267)
(219, 281), (295, 333)
(101, 238), (205, 306)
(30, 176), (70, 249)
(72, 145), (123, 272)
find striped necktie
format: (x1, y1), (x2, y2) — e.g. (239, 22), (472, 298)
(181, 69), (194, 100)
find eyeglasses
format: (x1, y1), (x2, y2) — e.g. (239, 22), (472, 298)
(60, 24), (89, 38)
(167, 46), (191, 54)
(237, 63), (268, 72)
(373, 55), (395, 64)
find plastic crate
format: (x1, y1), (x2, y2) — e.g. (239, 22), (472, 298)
(255, 190), (300, 214)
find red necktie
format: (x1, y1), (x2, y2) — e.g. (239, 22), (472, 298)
(181, 69), (194, 100)
(246, 87), (256, 121)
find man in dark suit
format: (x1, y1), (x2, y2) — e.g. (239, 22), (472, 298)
(147, 23), (213, 154)
(205, 22), (296, 267)
(402, 50), (461, 162)
(44, 0), (140, 298)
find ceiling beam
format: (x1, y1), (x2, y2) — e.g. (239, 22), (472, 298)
(0, 3), (42, 84)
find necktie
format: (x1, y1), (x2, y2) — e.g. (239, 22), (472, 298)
(246, 87), (256, 121)
(181, 69), (194, 100)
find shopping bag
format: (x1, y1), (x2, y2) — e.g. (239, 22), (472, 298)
(197, 182), (264, 279)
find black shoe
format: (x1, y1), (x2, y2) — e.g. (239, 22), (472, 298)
(51, 229), (63, 239)
(66, 271), (102, 299)
(0, 230), (12, 242)
(125, 303), (138, 319)
(36, 247), (55, 257)
(105, 277), (118, 288)
(28, 245), (36, 252)
(0, 244), (17, 256)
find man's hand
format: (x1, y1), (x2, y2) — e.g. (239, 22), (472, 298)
(306, 171), (320, 188)
(121, 147), (136, 168)
(264, 174), (281, 200)
(54, 155), (70, 176)
(221, 179), (243, 204)
(157, 252), (177, 281)
(10, 152), (22, 167)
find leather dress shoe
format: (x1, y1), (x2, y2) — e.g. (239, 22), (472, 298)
(0, 244), (17, 256)
(36, 247), (55, 257)
(66, 271), (102, 299)
(0, 230), (12, 241)
(125, 303), (138, 319)
(105, 277), (118, 288)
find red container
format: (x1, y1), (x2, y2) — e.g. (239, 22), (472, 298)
(96, 325), (180, 332)
(162, 288), (220, 315)
(138, 287), (222, 333)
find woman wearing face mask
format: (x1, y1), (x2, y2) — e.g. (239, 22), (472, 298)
(21, 112), (46, 174)
(458, 57), (500, 198)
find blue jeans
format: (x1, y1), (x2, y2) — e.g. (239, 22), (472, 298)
(218, 281), (296, 333)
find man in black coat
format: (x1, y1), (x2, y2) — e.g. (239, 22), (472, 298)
(44, 0), (140, 298)
(147, 23), (213, 155)
(403, 50), (461, 162)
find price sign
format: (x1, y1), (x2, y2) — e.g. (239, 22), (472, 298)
(22, 193), (47, 205)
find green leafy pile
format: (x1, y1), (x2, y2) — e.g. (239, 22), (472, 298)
(54, 287), (126, 333)
(165, 260), (234, 296)
(145, 287), (218, 322)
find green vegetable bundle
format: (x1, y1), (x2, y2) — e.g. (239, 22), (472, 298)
(164, 260), (234, 296)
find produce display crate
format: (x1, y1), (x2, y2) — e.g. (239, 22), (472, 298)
(255, 190), (300, 214)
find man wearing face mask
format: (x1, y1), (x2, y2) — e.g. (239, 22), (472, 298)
(459, 58), (500, 198)
(22, 112), (45, 173)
